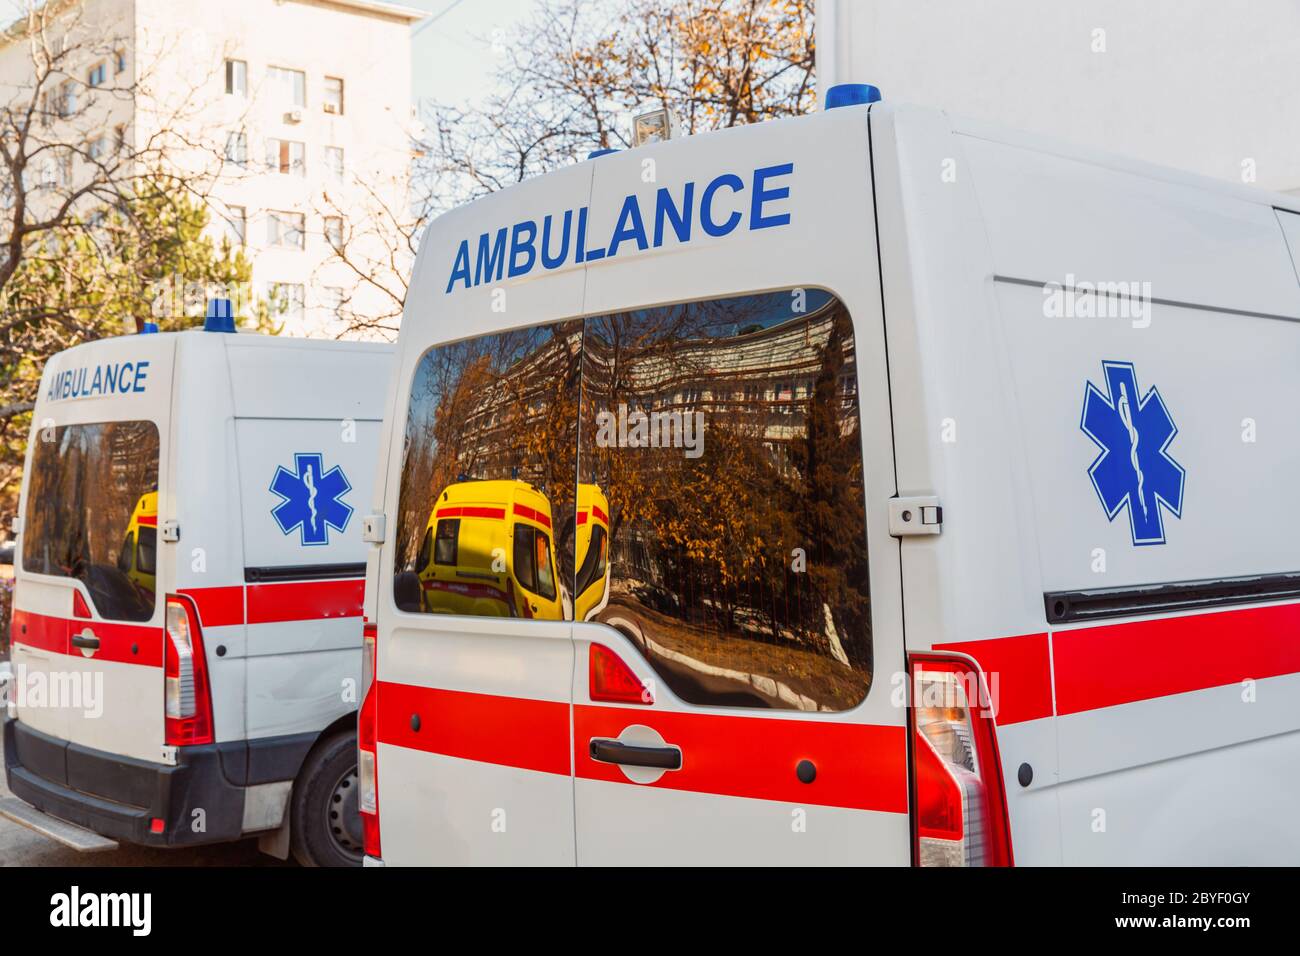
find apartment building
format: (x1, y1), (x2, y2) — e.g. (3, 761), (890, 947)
(0, 0), (423, 337)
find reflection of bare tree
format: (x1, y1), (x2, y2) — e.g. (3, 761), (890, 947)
(395, 323), (581, 585)
(583, 294), (871, 710)
(23, 421), (156, 593)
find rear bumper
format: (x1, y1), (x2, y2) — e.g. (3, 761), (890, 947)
(3, 716), (245, 847)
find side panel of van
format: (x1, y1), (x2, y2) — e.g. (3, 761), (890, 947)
(967, 137), (1300, 864)
(876, 103), (1300, 864)
(233, 416), (378, 742)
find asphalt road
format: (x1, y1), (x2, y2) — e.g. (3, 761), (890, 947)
(0, 735), (287, 867)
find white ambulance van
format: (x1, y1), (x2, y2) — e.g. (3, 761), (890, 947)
(2, 303), (390, 866)
(358, 88), (1300, 866)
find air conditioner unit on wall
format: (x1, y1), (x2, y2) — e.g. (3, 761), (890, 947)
(284, 108), (303, 124)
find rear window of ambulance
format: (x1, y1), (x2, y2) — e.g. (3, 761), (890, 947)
(22, 421), (160, 622)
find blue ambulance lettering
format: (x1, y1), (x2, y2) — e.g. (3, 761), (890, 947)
(445, 162), (795, 293)
(45, 360), (150, 402)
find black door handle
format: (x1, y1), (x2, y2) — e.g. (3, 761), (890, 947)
(71, 632), (99, 650)
(589, 738), (681, 770)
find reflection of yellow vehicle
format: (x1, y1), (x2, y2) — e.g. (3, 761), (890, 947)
(417, 480), (563, 620)
(117, 491), (158, 596)
(574, 483), (610, 621)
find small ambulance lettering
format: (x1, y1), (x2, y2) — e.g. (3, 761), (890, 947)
(270, 452), (354, 546)
(445, 162), (794, 293)
(45, 361), (150, 401)
(1081, 361), (1185, 546)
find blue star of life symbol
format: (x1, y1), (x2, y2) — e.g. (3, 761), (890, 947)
(270, 453), (353, 546)
(1081, 361), (1185, 546)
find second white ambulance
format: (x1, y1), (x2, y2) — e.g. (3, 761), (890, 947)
(3, 305), (390, 866)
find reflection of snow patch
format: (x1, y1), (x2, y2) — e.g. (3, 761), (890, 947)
(823, 603), (849, 667)
(636, 631), (825, 712)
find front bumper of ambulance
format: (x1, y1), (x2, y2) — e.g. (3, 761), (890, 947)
(3, 715), (246, 847)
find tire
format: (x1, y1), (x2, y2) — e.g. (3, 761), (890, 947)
(290, 732), (363, 867)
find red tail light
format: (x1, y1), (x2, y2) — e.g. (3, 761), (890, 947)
(164, 594), (213, 746)
(589, 643), (653, 705)
(358, 621), (381, 858)
(908, 655), (1013, 867)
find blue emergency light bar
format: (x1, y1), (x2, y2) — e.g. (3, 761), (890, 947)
(204, 297), (236, 333)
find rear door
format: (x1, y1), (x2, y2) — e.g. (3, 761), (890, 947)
(372, 162), (592, 865)
(569, 109), (910, 864)
(13, 335), (175, 764)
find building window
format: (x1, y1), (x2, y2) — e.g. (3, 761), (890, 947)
(266, 138), (305, 176)
(268, 66), (306, 108)
(323, 76), (344, 114)
(115, 49), (127, 74)
(87, 62), (106, 88)
(323, 215), (343, 250)
(39, 93), (50, 128)
(224, 130), (248, 167)
(267, 210), (305, 249)
(224, 205), (246, 246)
(268, 282), (304, 323)
(86, 135), (106, 162)
(324, 146), (344, 183)
(58, 80), (77, 117)
(56, 151), (73, 185)
(224, 59), (247, 97)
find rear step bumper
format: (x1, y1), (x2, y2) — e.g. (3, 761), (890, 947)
(0, 795), (119, 851)
(3, 716), (246, 847)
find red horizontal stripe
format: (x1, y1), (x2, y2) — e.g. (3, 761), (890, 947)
(10, 609), (162, 667)
(934, 632), (1053, 725)
(574, 705), (908, 813)
(512, 503), (552, 530)
(180, 585), (245, 627)
(420, 579), (508, 602)
(377, 682), (570, 776)
(1053, 601), (1300, 716)
(136, 515), (157, 527)
(246, 578), (364, 625)
(436, 506), (505, 520)
(576, 510), (588, 525)
(591, 505), (608, 525)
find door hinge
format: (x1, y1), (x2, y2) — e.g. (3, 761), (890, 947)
(161, 520), (180, 543)
(362, 513), (386, 544)
(889, 496), (943, 537)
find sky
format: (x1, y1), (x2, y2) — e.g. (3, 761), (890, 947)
(403, 0), (543, 107)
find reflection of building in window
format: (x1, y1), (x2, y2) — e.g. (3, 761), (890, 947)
(582, 293), (870, 713)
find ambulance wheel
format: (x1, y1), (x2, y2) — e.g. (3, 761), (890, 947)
(291, 732), (363, 867)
